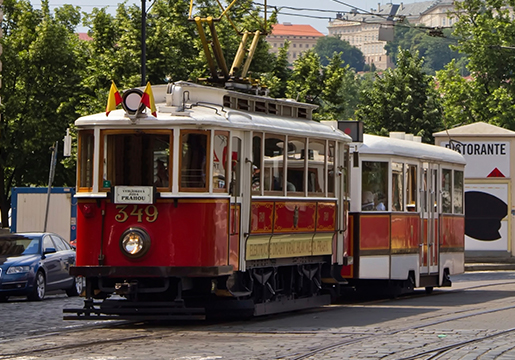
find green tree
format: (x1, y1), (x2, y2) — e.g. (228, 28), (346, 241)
(437, 0), (515, 129)
(356, 49), (443, 143)
(314, 35), (366, 71)
(385, 22), (467, 75)
(0, 0), (86, 226)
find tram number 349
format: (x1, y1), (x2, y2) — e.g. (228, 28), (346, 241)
(115, 205), (158, 223)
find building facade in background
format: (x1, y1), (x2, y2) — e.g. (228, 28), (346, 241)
(265, 23), (324, 64)
(327, 0), (456, 70)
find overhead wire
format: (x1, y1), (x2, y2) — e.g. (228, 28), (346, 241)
(253, 0), (457, 41)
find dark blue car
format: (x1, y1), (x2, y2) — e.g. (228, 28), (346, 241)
(0, 232), (82, 301)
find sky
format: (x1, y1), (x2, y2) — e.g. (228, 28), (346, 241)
(31, 0), (426, 34)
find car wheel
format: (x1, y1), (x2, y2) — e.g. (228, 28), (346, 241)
(0, 295), (8, 302)
(28, 271), (46, 301)
(66, 277), (83, 297)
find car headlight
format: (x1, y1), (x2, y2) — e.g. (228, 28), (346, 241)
(119, 228), (150, 259)
(7, 266), (30, 274)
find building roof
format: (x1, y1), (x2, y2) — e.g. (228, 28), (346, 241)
(77, 33), (92, 41)
(270, 24), (324, 37)
(434, 122), (515, 137)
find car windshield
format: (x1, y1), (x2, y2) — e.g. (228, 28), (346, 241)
(0, 236), (41, 256)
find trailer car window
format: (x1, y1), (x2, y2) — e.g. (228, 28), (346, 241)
(392, 162), (404, 211)
(405, 165), (417, 212)
(453, 170), (464, 214)
(362, 161), (388, 211)
(442, 169), (452, 213)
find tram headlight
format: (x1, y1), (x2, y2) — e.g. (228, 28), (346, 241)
(119, 228), (151, 259)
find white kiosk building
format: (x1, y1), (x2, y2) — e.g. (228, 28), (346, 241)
(434, 122), (515, 259)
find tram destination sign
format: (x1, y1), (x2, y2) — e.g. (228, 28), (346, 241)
(114, 186), (154, 204)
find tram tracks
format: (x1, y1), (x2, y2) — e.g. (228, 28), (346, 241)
(2, 280), (515, 359)
(283, 299), (515, 359)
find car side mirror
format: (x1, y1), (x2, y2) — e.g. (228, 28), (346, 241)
(43, 247), (57, 254)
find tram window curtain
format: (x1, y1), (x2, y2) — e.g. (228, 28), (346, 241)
(453, 170), (464, 214)
(442, 169), (452, 213)
(361, 161), (388, 211)
(101, 131), (171, 190)
(180, 130), (209, 191)
(78, 130), (94, 191)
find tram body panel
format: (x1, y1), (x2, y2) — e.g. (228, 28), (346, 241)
(65, 82), (353, 319)
(76, 199), (231, 268)
(343, 132), (466, 293)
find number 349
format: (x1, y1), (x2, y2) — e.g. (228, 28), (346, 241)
(115, 205), (158, 223)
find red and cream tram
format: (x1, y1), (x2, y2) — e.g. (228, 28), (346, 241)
(64, 82), (353, 319)
(338, 127), (466, 295)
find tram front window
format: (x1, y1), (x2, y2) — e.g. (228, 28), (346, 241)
(101, 131), (171, 190)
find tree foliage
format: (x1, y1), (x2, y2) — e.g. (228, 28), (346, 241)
(356, 49), (443, 143)
(385, 22), (467, 75)
(436, 0), (515, 130)
(314, 35), (366, 71)
(0, 0), (87, 226)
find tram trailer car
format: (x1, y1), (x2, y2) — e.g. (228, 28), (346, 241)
(340, 129), (466, 296)
(64, 82), (353, 320)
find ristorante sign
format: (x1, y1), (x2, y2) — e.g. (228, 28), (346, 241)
(442, 141), (510, 178)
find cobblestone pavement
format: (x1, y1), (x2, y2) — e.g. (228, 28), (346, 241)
(2, 273), (515, 359)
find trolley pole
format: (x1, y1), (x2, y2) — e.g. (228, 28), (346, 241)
(43, 141), (58, 232)
(141, 0), (146, 86)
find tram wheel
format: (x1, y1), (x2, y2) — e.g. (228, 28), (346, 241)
(425, 286), (434, 294)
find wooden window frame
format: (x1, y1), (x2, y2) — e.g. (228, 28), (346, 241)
(179, 129), (211, 193)
(98, 129), (173, 192)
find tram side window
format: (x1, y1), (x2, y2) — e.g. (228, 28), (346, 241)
(392, 162), (404, 211)
(328, 141), (337, 196)
(78, 131), (94, 190)
(442, 169), (452, 213)
(287, 137), (306, 193)
(181, 131), (209, 190)
(103, 132), (171, 189)
(252, 134), (263, 194)
(213, 131), (229, 192)
(453, 170), (464, 214)
(307, 139), (325, 194)
(362, 161), (388, 211)
(405, 165), (417, 212)
(263, 134), (285, 193)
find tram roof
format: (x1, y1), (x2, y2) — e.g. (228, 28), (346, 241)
(357, 134), (466, 165)
(75, 82), (352, 143)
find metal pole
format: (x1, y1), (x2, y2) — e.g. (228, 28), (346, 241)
(141, 0), (146, 86)
(43, 141), (58, 232)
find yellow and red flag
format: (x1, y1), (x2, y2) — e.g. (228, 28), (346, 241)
(140, 82), (157, 117)
(106, 81), (122, 116)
